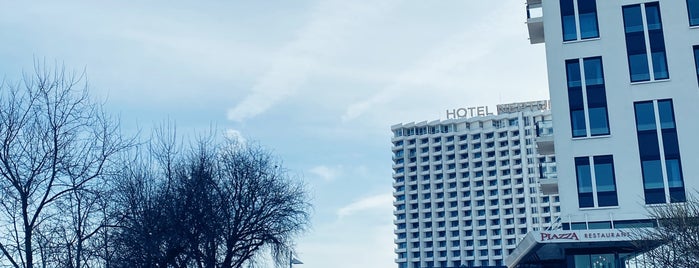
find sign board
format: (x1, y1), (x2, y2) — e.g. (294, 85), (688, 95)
(496, 100), (550, 114)
(445, 106), (494, 119)
(537, 229), (634, 243)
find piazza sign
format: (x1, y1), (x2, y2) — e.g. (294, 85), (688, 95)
(537, 229), (634, 243)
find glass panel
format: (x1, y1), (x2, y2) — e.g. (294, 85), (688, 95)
(560, 0), (578, 41)
(662, 130), (680, 157)
(657, 100), (676, 129)
(594, 155), (618, 207)
(624, 5), (650, 82)
(594, 156), (616, 192)
(579, 13), (599, 39)
(690, 0), (699, 26)
(670, 187), (687, 203)
(651, 51), (669, 80)
(634, 102), (656, 131)
(588, 107), (609, 136)
(584, 57), (604, 86)
(623, 5), (644, 33)
(578, 0), (599, 39)
(629, 53), (651, 82)
(694, 46), (699, 86)
(645, 3), (663, 30)
(574, 255), (590, 267)
(571, 110), (587, 137)
(666, 159), (684, 188)
(642, 160), (664, 189)
(591, 254), (616, 268)
(638, 131), (661, 159)
(566, 59), (582, 88)
(576, 157), (594, 208)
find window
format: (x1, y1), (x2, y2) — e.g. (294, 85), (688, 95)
(560, 0), (599, 41)
(565, 56), (610, 137)
(634, 100), (686, 204)
(694, 45), (699, 86)
(688, 0), (699, 26)
(623, 2), (669, 82)
(575, 155), (619, 208)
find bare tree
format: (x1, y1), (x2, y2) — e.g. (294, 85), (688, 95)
(0, 63), (129, 268)
(112, 133), (311, 268)
(632, 195), (699, 268)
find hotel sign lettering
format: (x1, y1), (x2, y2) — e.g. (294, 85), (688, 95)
(496, 100), (550, 114)
(538, 230), (633, 243)
(445, 106), (494, 119)
(540, 232), (580, 242)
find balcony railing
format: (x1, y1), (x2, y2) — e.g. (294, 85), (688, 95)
(526, 2), (544, 44)
(535, 120), (554, 155)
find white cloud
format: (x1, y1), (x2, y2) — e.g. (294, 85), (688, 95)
(309, 165), (341, 182)
(336, 193), (393, 219)
(223, 128), (246, 143)
(341, 30), (491, 122)
(227, 0), (401, 122)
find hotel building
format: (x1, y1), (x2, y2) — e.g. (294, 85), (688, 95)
(507, 0), (699, 267)
(392, 102), (560, 268)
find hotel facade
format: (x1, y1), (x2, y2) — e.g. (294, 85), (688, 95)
(392, 102), (559, 268)
(507, 0), (699, 267)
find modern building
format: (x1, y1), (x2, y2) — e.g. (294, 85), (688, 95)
(508, 0), (699, 267)
(391, 101), (560, 268)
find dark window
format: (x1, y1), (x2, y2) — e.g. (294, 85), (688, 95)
(575, 157), (594, 208)
(561, 0), (577, 41)
(688, 0), (699, 26)
(575, 155), (618, 208)
(578, 0), (600, 39)
(634, 100), (685, 204)
(560, 0), (599, 41)
(594, 155), (618, 206)
(694, 45), (699, 86)
(584, 57), (610, 136)
(566, 59), (587, 137)
(565, 57), (609, 138)
(623, 2), (669, 82)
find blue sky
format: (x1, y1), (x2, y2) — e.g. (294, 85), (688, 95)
(0, 1), (548, 267)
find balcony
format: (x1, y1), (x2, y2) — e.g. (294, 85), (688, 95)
(539, 173), (558, 195)
(526, 2), (544, 44)
(535, 120), (554, 155)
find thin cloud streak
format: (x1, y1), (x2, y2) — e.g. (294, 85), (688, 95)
(227, 0), (401, 122)
(336, 193), (393, 219)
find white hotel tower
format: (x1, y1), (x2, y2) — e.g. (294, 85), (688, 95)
(507, 0), (699, 267)
(392, 102), (560, 268)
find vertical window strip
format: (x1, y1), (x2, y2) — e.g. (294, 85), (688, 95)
(583, 57), (610, 136)
(593, 155), (618, 207)
(560, 0), (599, 41)
(578, 0), (600, 39)
(694, 45), (699, 86)
(657, 100), (685, 202)
(634, 100), (686, 204)
(623, 4), (651, 82)
(645, 3), (669, 80)
(561, 0), (578, 41)
(565, 57), (610, 138)
(566, 59), (587, 137)
(575, 155), (618, 208)
(575, 157), (594, 208)
(623, 2), (669, 82)
(688, 0), (699, 26)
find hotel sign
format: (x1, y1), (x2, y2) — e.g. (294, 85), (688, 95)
(538, 230), (633, 243)
(496, 100), (550, 114)
(445, 106), (494, 119)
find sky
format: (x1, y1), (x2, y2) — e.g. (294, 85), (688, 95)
(0, 1), (548, 267)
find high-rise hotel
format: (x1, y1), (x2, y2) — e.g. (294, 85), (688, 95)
(392, 102), (560, 268)
(507, 0), (699, 267)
